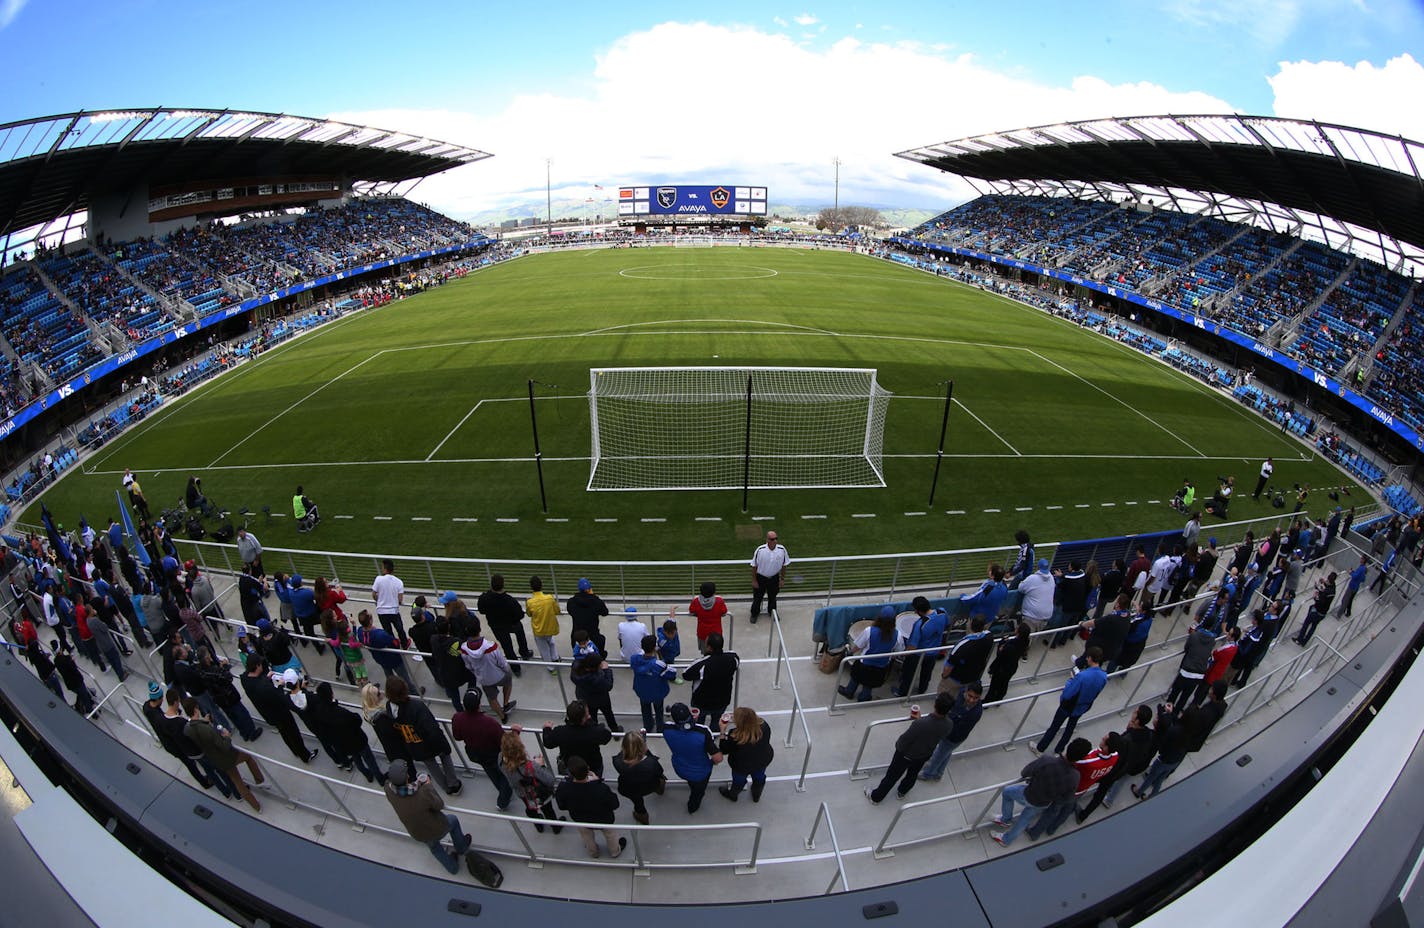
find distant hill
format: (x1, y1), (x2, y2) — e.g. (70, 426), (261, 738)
(449, 198), (936, 231)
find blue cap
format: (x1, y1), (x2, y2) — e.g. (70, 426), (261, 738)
(578, 577), (592, 592)
(147, 681), (163, 700)
(439, 590), (458, 605)
(256, 618), (271, 633)
(625, 605), (638, 614)
(289, 574), (303, 588)
(878, 605), (896, 619)
(1037, 558), (1050, 572)
(1208, 537), (1217, 546)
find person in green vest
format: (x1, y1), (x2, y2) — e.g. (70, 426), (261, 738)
(293, 485), (320, 533)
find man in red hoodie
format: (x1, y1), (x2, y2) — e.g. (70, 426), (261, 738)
(1195, 627), (1240, 706)
(1027, 734), (1118, 838)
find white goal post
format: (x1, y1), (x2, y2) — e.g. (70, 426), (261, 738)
(587, 367), (892, 491)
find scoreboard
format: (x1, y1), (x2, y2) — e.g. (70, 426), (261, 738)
(618, 184), (768, 216)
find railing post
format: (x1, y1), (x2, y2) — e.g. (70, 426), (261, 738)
(1006, 692), (1042, 747)
(824, 560), (836, 607)
(425, 559), (439, 596)
(873, 805), (906, 858)
(507, 817), (542, 867)
(1027, 638), (1052, 683)
(849, 722), (878, 780)
(630, 828), (648, 873)
(797, 740), (812, 793)
(805, 802), (825, 849)
(734, 823), (761, 875)
(889, 557), (901, 600)
(319, 777), (365, 831)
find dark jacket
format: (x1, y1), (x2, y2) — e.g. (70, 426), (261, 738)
(989, 634), (1028, 679)
(544, 721), (613, 776)
(306, 695), (369, 755)
(1021, 753), (1078, 807)
(1111, 726), (1155, 778)
(719, 720), (774, 775)
(1085, 610), (1130, 664)
(946, 693), (985, 743)
(680, 651), (739, 708)
(241, 671), (298, 727)
(894, 714), (952, 760)
(571, 664), (615, 705)
(554, 776), (620, 824)
(385, 779), (450, 843)
(185, 716), (238, 768)
(391, 698), (450, 760)
(197, 660), (243, 709)
(612, 752), (665, 799)
(1055, 570), (1089, 615)
(257, 629), (295, 668)
(477, 589), (524, 630)
(367, 707), (412, 766)
(944, 632), (993, 684)
(565, 591), (609, 631)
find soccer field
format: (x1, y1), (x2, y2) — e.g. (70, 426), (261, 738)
(27, 247), (1359, 560)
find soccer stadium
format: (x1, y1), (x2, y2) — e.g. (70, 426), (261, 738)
(0, 62), (1422, 928)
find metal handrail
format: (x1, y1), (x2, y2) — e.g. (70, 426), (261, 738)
(238, 744), (765, 874)
(804, 802), (850, 894)
(770, 608), (814, 791)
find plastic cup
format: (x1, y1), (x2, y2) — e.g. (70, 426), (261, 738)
(910, 705), (921, 719)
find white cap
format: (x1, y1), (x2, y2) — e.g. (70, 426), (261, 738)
(282, 668), (300, 686)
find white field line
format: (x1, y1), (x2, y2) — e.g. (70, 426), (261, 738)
(1026, 348), (1207, 457)
(953, 397), (1020, 455)
(426, 396), (569, 461)
(207, 352), (384, 468)
(426, 400), (486, 461)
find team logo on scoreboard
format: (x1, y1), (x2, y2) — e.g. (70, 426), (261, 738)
(656, 187), (678, 209)
(709, 186), (730, 209)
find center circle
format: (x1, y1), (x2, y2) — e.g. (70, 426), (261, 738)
(618, 264), (779, 280)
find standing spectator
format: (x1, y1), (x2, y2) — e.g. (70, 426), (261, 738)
(254, 618), (302, 676)
(1135, 682), (1229, 799)
(1095, 559), (1125, 620)
(409, 596), (436, 659)
(1027, 735), (1118, 838)
(555, 756), (625, 859)
(1018, 559), (1056, 632)
(477, 574), (534, 677)
(866, 692), (954, 803)
(1230, 612), (1268, 688)
(236, 528), (263, 577)
(939, 616), (993, 699)
(1292, 572), (1339, 645)
(838, 607), (900, 702)
(451, 690), (513, 810)
(664, 703), (722, 813)
(631, 634), (678, 731)
(371, 559), (407, 647)
(272, 571), (295, 635)
(1077, 596), (1131, 670)
(688, 581), (728, 654)
(387, 676), (461, 795)
(570, 653), (619, 731)
(525, 576), (561, 671)
(26, 640), (64, 701)
(1336, 555), (1369, 618)
(52, 641), (94, 715)
(326, 613), (367, 685)
(361, 683), (412, 771)
(1077, 705), (1155, 821)
(543, 699), (613, 778)
(459, 624), (515, 722)
(383, 759), (471, 875)
(991, 739), (1086, 847)
(680, 632), (738, 729)
(240, 657), (317, 762)
(1050, 561), (1089, 647)
(183, 697), (262, 811)
(1034, 647), (1107, 755)
(617, 607), (649, 661)
(918, 683), (985, 782)
(1165, 622), (1217, 711)
(985, 622), (1031, 704)
(894, 596), (948, 698)
(718, 706), (774, 802)
(429, 619), (470, 711)
(87, 608), (127, 681)
(748, 530), (789, 624)
(566, 578), (609, 656)
(500, 729), (563, 832)
(613, 730), (665, 824)
(358, 610), (417, 691)
(187, 562), (223, 621)
(306, 681), (381, 783)
(195, 646), (261, 741)
(141, 682), (213, 790)
(1197, 627), (1240, 704)
(287, 576), (322, 652)
(1182, 512), (1202, 551)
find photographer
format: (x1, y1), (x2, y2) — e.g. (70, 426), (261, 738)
(185, 476), (217, 518)
(1204, 475), (1234, 517)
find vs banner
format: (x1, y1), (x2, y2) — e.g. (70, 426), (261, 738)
(618, 185), (768, 216)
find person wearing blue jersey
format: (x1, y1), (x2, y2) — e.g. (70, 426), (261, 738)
(893, 596), (948, 697)
(630, 635), (678, 731)
(1034, 647), (1107, 755)
(663, 703), (722, 813)
(1336, 554), (1369, 618)
(838, 607), (900, 702)
(961, 564), (1008, 622)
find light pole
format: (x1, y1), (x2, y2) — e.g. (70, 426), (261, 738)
(545, 158), (552, 236)
(832, 156), (841, 230)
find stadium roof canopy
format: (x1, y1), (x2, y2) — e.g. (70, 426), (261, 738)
(896, 114), (1424, 273)
(0, 108), (492, 237)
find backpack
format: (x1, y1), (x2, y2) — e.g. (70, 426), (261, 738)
(464, 849), (504, 888)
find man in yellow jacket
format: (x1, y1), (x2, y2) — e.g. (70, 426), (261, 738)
(526, 575), (562, 672)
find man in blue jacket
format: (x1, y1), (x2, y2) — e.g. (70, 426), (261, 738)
(1034, 647), (1107, 755)
(1336, 554), (1369, 618)
(630, 634), (678, 731)
(961, 564), (1008, 622)
(287, 575), (323, 654)
(894, 596), (948, 697)
(663, 703), (723, 813)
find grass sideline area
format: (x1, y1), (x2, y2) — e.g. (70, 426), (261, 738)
(25, 247), (1361, 561)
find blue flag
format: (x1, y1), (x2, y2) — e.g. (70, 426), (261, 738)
(115, 490), (151, 567)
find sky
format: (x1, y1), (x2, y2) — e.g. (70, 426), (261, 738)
(3, 0), (1424, 218)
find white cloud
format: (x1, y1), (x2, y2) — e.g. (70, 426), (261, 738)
(1269, 53), (1424, 141)
(1162, 0), (1305, 46)
(772, 15), (787, 27)
(793, 13), (819, 25)
(0, 0), (28, 29)
(331, 21), (1245, 219)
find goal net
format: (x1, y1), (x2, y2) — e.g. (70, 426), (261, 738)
(587, 367), (892, 491)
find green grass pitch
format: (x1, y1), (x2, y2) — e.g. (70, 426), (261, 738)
(26, 247), (1360, 561)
